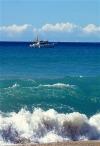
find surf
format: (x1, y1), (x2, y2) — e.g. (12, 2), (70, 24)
(0, 108), (100, 144)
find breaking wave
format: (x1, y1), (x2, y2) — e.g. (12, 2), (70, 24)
(9, 83), (20, 89)
(0, 108), (100, 144)
(1, 81), (75, 90)
(38, 83), (75, 88)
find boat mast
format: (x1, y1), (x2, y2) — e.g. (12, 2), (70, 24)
(36, 34), (39, 42)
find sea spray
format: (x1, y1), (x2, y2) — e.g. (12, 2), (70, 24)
(0, 108), (100, 144)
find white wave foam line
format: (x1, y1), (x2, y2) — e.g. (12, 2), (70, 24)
(38, 83), (75, 89)
(2, 83), (20, 90)
(3, 83), (75, 90)
(11, 83), (20, 88)
(0, 108), (100, 144)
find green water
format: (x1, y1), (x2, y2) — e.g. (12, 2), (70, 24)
(0, 76), (100, 116)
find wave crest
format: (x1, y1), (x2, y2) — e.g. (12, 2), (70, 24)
(38, 83), (75, 88)
(0, 108), (100, 144)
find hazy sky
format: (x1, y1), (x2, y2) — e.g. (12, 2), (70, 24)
(0, 0), (100, 41)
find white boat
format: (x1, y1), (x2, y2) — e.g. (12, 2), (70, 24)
(30, 36), (55, 48)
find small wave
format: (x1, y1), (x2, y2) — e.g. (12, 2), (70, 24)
(12, 83), (20, 88)
(0, 108), (100, 144)
(8, 83), (20, 89)
(38, 83), (75, 89)
(1, 83), (20, 90)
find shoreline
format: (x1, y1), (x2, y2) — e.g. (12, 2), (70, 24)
(3, 141), (100, 146)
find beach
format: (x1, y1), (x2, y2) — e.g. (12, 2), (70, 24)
(3, 141), (100, 146)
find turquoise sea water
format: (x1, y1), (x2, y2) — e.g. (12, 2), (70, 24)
(0, 42), (100, 144)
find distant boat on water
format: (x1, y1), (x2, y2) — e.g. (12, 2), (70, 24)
(29, 35), (55, 48)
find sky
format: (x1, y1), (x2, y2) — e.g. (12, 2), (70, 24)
(0, 0), (100, 42)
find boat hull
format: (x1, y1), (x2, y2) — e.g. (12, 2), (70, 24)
(29, 43), (55, 48)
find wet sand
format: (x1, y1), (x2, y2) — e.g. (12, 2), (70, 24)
(4, 141), (100, 146)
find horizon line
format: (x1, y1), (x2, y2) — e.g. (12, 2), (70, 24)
(0, 41), (100, 43)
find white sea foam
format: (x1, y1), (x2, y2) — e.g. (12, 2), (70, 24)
(0, 108), (100, 144)
(8, 83), (20, 89)
(38, 83), (75, 89)
(12, 83), (20, 88)
(5, 83), (75, 90)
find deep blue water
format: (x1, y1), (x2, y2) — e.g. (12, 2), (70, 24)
(0, 42), (100, 78)
(0, 42), (100, 144)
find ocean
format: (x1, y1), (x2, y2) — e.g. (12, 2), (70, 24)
(0, 42), (100, 144)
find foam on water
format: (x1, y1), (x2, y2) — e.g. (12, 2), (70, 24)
(10, 83), (20, 89)
(1, 82), (75, 90)
(0, 108), (100, 144)
(38, 83), (75, 88)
